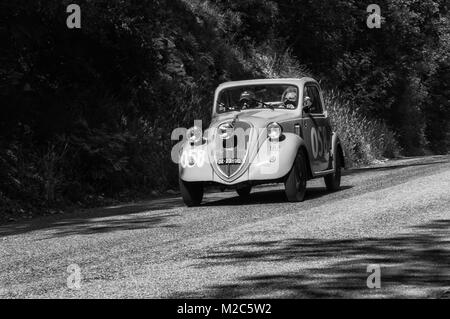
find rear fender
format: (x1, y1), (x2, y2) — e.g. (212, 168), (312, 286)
(332, 133), (346, 169)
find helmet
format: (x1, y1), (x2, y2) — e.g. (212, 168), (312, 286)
(239, 91), (257, 109)
(240, 91), (256, 102)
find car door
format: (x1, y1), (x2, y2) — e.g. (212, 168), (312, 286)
(301, 84), (332, 173)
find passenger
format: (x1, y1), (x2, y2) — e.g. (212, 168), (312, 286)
(282, 87), (298, 109)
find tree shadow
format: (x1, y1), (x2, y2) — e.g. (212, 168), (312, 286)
(344, 157), (449, 176)
(37, 212), (181, 238)
(0, 197), (184, 238)
(177, 219), (450, 298)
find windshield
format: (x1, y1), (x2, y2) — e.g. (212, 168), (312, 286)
(217, 84), (299, 113)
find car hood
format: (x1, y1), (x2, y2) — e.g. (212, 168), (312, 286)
(210, 109), (295, 129)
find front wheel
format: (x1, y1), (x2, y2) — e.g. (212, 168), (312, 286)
(324, 150), (342, 191)
(285, 150), (308, 202)
(179, 178), (204, 207)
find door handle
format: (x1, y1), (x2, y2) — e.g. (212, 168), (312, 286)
(295, 124), (301, 136)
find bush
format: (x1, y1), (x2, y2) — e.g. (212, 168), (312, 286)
(326, 90), (401, 166)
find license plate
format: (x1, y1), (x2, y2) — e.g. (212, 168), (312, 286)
(217, 158), (243, 165)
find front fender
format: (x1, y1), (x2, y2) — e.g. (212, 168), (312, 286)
(178, 142), (214, 182)
(249, 133), (306, 181)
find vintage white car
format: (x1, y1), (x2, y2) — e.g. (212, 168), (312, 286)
(178, 78), (345, 206)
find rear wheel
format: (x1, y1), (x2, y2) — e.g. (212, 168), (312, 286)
(285, 150), (308, 202)
(236, 185), (252, 198)
(179, 178), (204, 207)
(324, 149), (342, 191)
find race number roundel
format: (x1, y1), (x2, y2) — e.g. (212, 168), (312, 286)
(311, 127), (319, 159)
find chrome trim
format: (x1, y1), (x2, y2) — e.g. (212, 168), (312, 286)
(211, 120), (254, 182)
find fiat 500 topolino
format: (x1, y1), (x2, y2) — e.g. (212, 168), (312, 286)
(178, 78), (345, 206)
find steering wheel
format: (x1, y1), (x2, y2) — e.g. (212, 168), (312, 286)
(240, 98), (253, 109)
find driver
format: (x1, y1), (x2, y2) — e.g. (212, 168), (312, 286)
(282, 87), (298, 109)
(239, 91), (257, 110)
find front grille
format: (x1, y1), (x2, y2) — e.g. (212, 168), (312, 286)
(216, 121), (251, 178)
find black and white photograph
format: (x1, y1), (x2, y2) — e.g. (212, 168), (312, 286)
(0, 0), (449, 304)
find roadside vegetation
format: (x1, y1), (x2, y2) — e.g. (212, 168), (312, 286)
(1, 0), (449, 219)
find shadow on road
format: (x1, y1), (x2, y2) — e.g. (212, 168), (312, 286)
(1, 155), (447, 239)
(344, 157), (449, 176)
(175, 219), (450, 298)
(38, 212), (181, 238)
(0, 185), (354, 238)
(204, 186), (354, 207)
(0, 197), (184, 238)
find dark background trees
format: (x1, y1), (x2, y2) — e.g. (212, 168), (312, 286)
(0, 0), (449, 218)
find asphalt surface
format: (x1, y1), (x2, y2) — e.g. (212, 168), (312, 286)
(0, 155), (449, 299)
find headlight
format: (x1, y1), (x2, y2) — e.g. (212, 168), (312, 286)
(267, 122), (282, 140)
(218, 123), (233, 140)
(186, 126), (202, 143)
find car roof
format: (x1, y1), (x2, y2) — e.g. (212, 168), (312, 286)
(217, 77), (318, 90)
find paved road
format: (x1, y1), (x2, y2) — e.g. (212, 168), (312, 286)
(0, 155), (449, 298)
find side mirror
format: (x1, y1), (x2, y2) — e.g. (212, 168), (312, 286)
(303, 96), (313, 113)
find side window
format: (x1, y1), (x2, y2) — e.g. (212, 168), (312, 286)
(306, 85), (323, 114)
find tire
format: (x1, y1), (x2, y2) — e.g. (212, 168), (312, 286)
(179, 178), (204, 207)
(324, 149), (342, 191)
(285, 150), (308, 202)
(236, 185), (252, 198)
